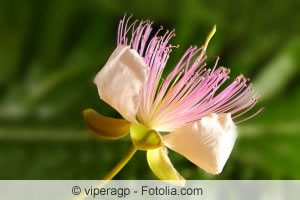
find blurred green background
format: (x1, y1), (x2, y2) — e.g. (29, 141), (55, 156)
(0, 0), (300, 180)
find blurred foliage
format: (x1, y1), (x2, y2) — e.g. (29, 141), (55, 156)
(0, 0), (300, 180)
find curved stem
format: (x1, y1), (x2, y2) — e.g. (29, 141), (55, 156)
(74, 146), (137, 200)
(103, 145), (137, 180)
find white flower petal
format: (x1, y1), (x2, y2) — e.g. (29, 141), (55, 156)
(94, 45), (149, 123)
(163, 113), (237, 174)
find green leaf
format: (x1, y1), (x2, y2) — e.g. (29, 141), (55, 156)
(130, 123), (163, 151)
(254, 38), (300, 101)
(83, 109), (129, 139)
(147, 147), (185, 185)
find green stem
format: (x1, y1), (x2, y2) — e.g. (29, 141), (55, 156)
(103, 145), (137, 180)
(73, 145), (137, 200)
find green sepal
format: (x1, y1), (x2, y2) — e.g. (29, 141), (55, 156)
(147, 147), (185, 186)
(130, 123), (163, 151)
(83, 109), (130, 139)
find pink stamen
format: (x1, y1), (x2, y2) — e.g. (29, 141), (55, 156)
(117, 15), (261, 131)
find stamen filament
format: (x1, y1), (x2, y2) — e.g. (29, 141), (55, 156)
(118, 16), (261, 131)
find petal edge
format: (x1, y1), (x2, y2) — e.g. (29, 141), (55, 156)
(94, 45), (149, 123)
(163, 113), (237, 174)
